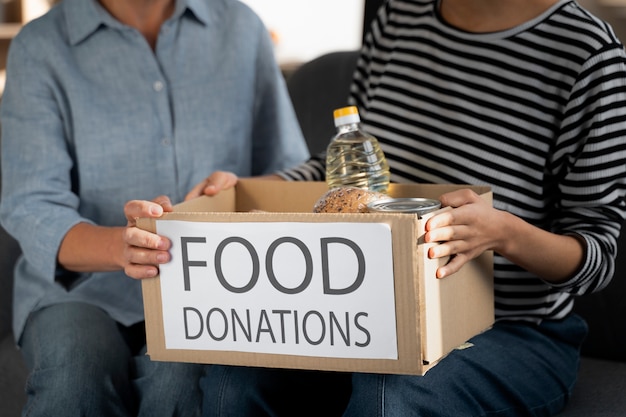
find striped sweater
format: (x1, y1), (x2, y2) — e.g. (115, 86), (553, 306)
(281, 0), (626, 322)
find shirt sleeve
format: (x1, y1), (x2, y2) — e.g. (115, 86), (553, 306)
(249, 15), (311, 175)
(547, 45), (626, 295)
(276, 152), (326, 181)
(0, 31), (90, 281)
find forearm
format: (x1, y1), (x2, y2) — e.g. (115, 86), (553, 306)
(497, 211), (585, 283)
(58, 222), (126, 273)
(427, 190), (589, 282)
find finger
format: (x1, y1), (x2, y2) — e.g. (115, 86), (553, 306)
(124, 226), (170, 252)
(185, 171), (239, 201)
(124, 200), (161, 225)
(185, 181), (208, 201)
(124, 198), (171, 225)
(122, 229), (171, 279)
(436, 253), (468, 279)
(428, 236), (472, 260)
(203, 171), (238, 196)
(125, 264), (160, 280)
(425, 211), (454, 232)
(153, 195), (174, 212)
(430, 223), (473, 243)
(125, 246), (171, 268)
(439, 189), (479, 208)
(428, 241), (455, 259)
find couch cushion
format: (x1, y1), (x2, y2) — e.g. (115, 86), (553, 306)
(0, 224), (20, 340)
(286, 51), (359, 155)
(573, 222), (626, 362)
(0, 335), (27, 417)
(558, 357), (626, 416)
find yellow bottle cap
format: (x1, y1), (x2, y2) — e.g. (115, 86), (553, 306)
(333, 106), (360, 127)
(333, 106), (359, 119)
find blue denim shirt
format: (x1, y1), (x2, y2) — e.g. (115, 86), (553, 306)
(0, 0), (309, 340)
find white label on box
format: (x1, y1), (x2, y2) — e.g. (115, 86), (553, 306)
(155, 221), (398, 359)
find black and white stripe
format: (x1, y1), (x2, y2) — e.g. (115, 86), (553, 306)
(281, 0), (626, 322)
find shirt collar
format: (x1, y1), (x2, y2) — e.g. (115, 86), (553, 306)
(64, 0), (213, 46)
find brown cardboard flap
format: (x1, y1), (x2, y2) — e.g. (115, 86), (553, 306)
(235, 180), (327, 212)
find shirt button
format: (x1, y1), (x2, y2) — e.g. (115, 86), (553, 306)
(153, 81), (164, 92)
(161, 138), (171, 146)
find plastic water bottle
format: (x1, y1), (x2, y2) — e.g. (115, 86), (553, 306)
(325, 106), (390, 193)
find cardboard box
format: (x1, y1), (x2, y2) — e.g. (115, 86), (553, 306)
(138, 179), (494, 375)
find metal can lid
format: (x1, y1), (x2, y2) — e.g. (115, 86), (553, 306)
(367, 198), (441, 216)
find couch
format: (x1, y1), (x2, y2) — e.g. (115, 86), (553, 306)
(0, 211), (26, 416)
(1, 50), (625, 416)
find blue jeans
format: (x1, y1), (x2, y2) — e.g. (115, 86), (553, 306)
(200, 314), (588, 417)
(19, 302), (205, 417)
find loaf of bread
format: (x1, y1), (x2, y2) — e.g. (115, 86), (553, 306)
(313, 187), (388, 213)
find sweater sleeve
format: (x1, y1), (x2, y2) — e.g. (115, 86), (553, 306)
(547, 44), (626, 295)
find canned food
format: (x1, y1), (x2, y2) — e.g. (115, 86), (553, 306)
(367, 198), (441, 217)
